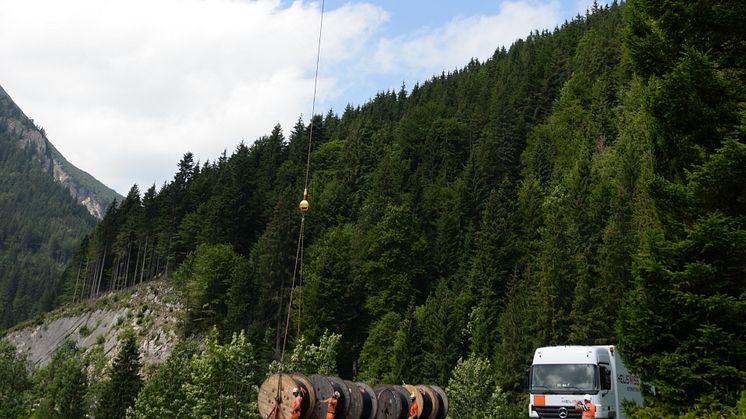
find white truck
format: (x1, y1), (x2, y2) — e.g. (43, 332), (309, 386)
(527, 345), (643, 419)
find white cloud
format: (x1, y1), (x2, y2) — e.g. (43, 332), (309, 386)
(369, 1), (562, 81)
(0, 0), (387, 193)
(0, 0), (579, 195)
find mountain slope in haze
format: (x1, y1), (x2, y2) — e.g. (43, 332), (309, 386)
(0, 84), (121, 329)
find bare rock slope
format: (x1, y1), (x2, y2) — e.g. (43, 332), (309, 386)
(4, 280), (184, 367)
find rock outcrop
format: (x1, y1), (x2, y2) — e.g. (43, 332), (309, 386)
(4, 280), (184, 368)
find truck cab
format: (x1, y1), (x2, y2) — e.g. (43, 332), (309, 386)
(528, 346), (643, 419)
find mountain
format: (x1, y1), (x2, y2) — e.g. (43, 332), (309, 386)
(0, 85), (120, 219)
(0, 84), (121, 328)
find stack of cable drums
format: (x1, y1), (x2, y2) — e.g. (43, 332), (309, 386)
(375, 384), (447, 419)
(259, 373), (447, 419)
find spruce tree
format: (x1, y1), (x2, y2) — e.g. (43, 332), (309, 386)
(618, 0), (746, 410)
(96, 333), (143, 419)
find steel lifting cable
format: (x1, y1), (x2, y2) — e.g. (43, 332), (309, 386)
(274, 0), (324, 389)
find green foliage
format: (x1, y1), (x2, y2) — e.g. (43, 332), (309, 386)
(0, 119), (96, 327)
(82, 344), (109, 416)
(184, 328), (261, 419)
(628, 390), (746, 419)
(33, 340), (88, 419)
(300, 223), (366, 376)
(127, 341), (198, 419)
(79, 324), (91, 337)
(14, 2), (745, 415)
(0, 340), (32, 417)
(618, 0), (746, 411)
(356, 312), (404, 384)
(363, 202), (427, 317)
(174, 243), (251, 335)
(445, 355), (511, 419)
(415, 283), (464, 386)
(272, 331), (341, 376)
(95, 333), (143, 419)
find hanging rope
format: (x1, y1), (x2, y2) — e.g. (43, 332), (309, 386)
(275, 0), (324, 375)
(304, 0), (325, 192)
(266, 3), (324, 417)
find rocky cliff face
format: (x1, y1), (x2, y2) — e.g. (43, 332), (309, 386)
(0, 84), (119, 218)
(4, 280), (184, 368)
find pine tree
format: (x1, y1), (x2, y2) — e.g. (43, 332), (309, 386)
(96, 333), (143, 419)
(362, 202), (427, 317)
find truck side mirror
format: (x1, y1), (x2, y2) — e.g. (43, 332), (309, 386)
(523, 367), (531, 391)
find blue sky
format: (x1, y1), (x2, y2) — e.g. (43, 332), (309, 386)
(0, 0), (607, 194)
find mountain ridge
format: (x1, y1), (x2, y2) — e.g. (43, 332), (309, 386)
(0, 84), (121, 218)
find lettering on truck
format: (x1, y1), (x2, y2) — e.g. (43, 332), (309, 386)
(618, 373), (641, 393)
(617, 374), (640, 385)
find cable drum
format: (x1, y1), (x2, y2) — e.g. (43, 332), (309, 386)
(356, 382), (378, 419)
(402, 384), (425, 418)
(345, 380), (364, 419)
(429, 385), (448, 419)
(310, 374), (336, 418)
(374, 385), (409, 419)
(327, 376), (352, 418)
(416, 385), (439, 419)
(291, 373), (317, 419)
(259, 373), (315, 419)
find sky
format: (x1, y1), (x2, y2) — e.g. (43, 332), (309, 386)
(0, 0), (604, 195)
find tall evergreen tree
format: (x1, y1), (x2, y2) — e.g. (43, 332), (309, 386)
(96, 333), (143, 419)
(618, 0), (746, 410)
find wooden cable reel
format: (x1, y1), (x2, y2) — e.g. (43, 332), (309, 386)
(309, 374), (335, 418)
(292, 373), (317, 419)
(259, 374), (300, 419)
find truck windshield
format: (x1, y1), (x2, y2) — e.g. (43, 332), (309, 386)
(531, 364), (596, 393)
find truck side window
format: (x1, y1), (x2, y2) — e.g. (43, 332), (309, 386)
(600, 366), (612, 390)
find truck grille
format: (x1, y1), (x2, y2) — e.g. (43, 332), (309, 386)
(533, 405), (583, 419)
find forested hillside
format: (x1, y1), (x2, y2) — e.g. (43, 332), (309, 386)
(4, 1), (743, 417)
(0, 89), (100, 328)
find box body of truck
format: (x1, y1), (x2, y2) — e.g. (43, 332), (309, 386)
(527, 345), (642, 419)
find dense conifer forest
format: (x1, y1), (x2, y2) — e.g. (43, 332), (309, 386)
(1, 1), (744, 417)
(0, 94), (97, 328)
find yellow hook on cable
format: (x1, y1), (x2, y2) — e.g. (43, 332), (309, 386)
(299, 188), (310, 213)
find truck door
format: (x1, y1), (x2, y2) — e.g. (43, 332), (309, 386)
(599, 363), (615, 418)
